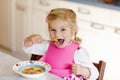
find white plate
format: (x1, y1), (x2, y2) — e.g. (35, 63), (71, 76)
(12, 61), (51, 78)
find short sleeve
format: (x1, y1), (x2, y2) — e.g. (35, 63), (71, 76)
(23, 41), (50, 55)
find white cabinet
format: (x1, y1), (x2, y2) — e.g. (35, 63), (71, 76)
(63, 2), (111, 27)
(31, 9), (49, 39)
(110, 10), (120, 27)
(0, 0), (13, 51)
(13, 0), (38, 60)
(15, 3), (31, 54)
(0, 0), (32, 59)
(76, 4), (111, 25)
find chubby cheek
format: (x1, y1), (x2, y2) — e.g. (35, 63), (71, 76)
(49, 33), (55, 40)
(65, 32), (73, 40)
(65, 35), (72, 41)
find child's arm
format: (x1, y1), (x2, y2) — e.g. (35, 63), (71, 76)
(24, 34), (44, 47)
(23, 34), (49, 55)
(73, 47), (99, 80)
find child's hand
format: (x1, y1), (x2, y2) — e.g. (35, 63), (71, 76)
(72, 63), (90, 78)
(24, 34), (44, 47)
(72, 63), (83, 75)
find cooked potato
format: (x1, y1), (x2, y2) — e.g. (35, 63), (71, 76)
(22, 67), (42, 74)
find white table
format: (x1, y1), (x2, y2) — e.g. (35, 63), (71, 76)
(0, 50), (63, 80)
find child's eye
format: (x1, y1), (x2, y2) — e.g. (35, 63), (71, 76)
(61, 29), (66, 31)
(50, 29), (56, 32)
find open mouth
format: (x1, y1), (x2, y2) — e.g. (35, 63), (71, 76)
(53, 38), (64, 46)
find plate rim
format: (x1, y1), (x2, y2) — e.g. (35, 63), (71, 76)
(12, 60), (51, 78)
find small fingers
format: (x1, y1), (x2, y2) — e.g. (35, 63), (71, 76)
(24, 34), (43, 47)
(72, 64), (81, 75)
(31, 37), (42, 43)
(72, 64), (77, 74)
(24, 39), (33, 47)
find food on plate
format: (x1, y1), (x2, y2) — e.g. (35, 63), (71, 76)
(22, 67), (42, 74)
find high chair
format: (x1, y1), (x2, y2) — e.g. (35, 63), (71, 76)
(93, 60), (106, 80)
(30, 54), (106, 80)
(30, 54), (43, 60)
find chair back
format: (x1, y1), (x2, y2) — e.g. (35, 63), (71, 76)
(93, 60), (106, 80)
(30, 54), (42, 60)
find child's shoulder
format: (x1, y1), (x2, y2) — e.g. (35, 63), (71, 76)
(76, 46), (90, 56)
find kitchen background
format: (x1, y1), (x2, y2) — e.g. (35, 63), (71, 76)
(0, 0), (120, 80)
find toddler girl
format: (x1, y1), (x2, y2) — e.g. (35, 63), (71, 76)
(23, 8), (99, 80)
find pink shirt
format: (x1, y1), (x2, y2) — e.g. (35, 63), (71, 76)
(40, 41), (79, 77)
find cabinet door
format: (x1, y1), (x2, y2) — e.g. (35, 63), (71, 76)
(75, 4), (111, 26)
(0, 0), (13, 51)
(32, 0), (59, 12)
(32, 9), (49, 40)
(15, 4), (31, 58)
(110, 10), (120, 28)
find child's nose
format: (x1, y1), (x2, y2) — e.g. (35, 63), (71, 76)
(55, 31), (60, 37)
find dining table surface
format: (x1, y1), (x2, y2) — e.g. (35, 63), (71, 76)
(0, 50), (63, 80)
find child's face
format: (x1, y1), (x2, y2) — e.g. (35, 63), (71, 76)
(49, 19), (75, 48)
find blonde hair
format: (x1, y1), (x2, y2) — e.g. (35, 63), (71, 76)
(47, 8), (81, 43)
